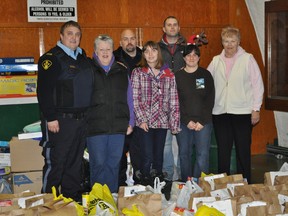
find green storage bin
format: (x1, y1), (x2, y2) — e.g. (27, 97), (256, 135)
(0, 103), (40, 141)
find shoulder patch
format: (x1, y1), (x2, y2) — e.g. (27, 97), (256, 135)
(42, 60), (52, 70)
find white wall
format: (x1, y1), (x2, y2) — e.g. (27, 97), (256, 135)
(245, 0), (265, 62)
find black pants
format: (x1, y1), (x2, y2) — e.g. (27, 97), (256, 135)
(119, 127), (142, 185)
(212, 113), (252, 183)
(40, 116), (87, 201)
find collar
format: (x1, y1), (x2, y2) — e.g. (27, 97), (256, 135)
(57, 41), (82, 60)
(142, 64), (173, 78)
(93, 52), (115, 73)
(162, 34), (185, 45)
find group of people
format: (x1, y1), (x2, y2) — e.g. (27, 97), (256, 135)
(36, 16), (264, 202)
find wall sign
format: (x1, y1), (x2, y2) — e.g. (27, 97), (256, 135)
(27, 0), (77, 22)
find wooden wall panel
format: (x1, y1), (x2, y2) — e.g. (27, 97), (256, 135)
(0, 0), (277, 154)
(77, 0), (230, 27)
(0, 28), (39, 58)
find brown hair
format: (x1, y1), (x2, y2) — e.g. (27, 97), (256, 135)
(60, 20), (82, 35)
(139, 41), (163, 69)
(163, 16), (179, 27)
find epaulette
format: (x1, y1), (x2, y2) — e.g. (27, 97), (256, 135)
(116, 61), (127, 69)
(46, 52), (53, 56)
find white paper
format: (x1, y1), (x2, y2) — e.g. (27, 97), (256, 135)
(123, 185), (146, 197)
(210, 188), (231, 200)
(278, 194), (288, 213)
(203, 199), (234, 216)
(203, 173), (225, 190)
(227, 183), (245, 197)
(269, 171), (288, 185)
(280, 162), (288, 172)
(192, 196), (216, 211)
(239, 201), (266, 216)
(18, 194), (45, 208)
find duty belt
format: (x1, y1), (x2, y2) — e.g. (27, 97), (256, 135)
(59, 112), (86, 120)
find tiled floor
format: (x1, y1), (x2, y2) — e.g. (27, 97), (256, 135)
(251, 153), (288, 184)
(208, 144), (288, 184)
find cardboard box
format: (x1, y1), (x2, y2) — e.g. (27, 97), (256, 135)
(12, 171), (42, 194)
(0, 191), (36, 213)
(9, 137), (44, 172)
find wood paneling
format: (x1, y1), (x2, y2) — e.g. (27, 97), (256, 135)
(0, 0), (277, 154)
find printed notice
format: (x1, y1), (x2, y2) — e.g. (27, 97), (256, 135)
(27, 0), (77, 22)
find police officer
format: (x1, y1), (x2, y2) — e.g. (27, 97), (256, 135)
(37, 20), (93, 202)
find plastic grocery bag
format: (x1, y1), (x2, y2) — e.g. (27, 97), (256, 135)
(88, 183), (118, 216)
(195, 205), (225, 216)
(50, 186), (84, 216)
(122, 204), (144, 216)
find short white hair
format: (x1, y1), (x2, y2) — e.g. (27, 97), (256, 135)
(94, 34), (114, 50)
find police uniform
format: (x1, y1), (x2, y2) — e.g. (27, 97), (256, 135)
(37, 45), (93, 201)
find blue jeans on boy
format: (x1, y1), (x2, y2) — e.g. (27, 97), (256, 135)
(176, 122), (212, 180)
(138, 127), (167, 177)
(163, 130), (180, 181)
(87, 134), (125, 193)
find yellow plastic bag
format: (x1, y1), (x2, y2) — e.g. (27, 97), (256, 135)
(51, 186), (85, 216)
(88, 183), (118, 216)
(122, 204), (144, 216)
(195, 205), (225, 216)
(36, 186), (84, 216)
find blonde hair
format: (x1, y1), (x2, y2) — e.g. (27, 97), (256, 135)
(221, 26), (241, 41)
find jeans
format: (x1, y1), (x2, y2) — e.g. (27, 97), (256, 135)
(163, 130), (180, 181)
(138, 127), (167, 177)
(176, 122), (212, 180)
(86, 134), (125, 193)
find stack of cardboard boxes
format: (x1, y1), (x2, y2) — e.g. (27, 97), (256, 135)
(9, 137), (43, 194)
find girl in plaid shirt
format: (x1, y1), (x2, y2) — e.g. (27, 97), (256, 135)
(131, 40), (180, 185)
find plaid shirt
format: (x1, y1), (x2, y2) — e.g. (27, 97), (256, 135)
(131, 66), (180, 131)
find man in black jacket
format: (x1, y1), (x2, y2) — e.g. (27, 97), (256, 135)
(114, 29), (142, 76)
(114, 29), (142, 186)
